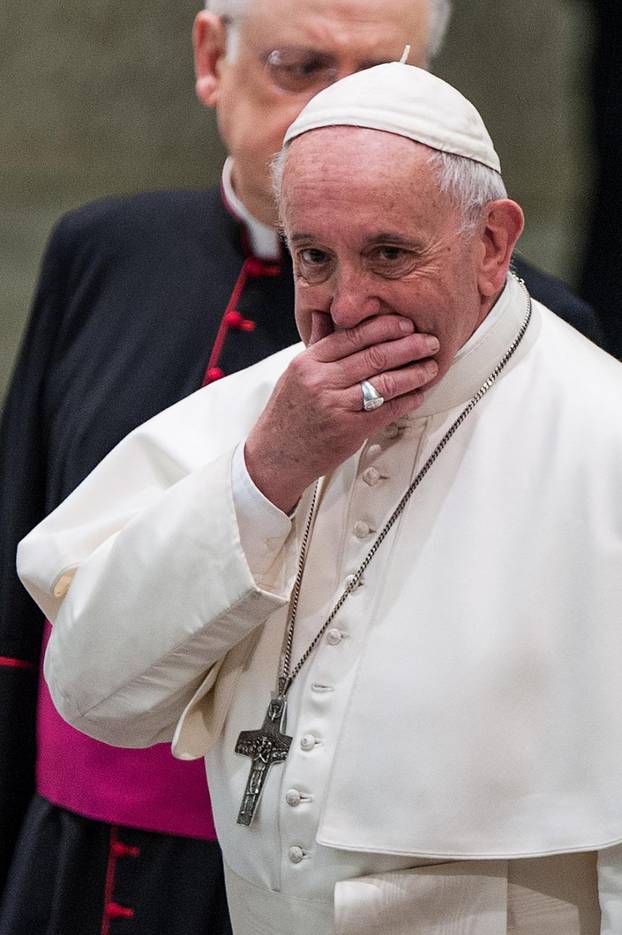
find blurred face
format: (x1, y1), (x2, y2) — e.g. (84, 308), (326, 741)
(281, 128), (494, 384)
(194, 0), (431, 223)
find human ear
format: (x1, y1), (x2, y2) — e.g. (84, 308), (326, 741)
(477, 200), (525, 297)
(193, 11), (227, 108)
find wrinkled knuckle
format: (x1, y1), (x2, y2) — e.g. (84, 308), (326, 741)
(366, 345), (388, 373)
(343, 324), (364, 348)
(380, 373), (397, 399)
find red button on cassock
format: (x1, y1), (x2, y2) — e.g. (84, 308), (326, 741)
(111, 841), (140, 858)
(204, 367), (225, 383)
(224, 310), (243, 327)
(105, 902), (135, 920)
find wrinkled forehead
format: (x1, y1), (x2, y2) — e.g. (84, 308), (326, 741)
(283, 125), (432, 185)
(279, 128), (446, 232)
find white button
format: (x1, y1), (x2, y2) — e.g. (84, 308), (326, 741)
(353, 520), (372, 539)
(288, 845), (305, 864)
(345, 573), (364, 590)
(326, 628), (343, 646)
(300, 734), (316, 751)
(285, 789), (302, 807)
(362, 466), (381, 486)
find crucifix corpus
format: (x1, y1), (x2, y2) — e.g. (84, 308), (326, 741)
(235, 693), (292, 825)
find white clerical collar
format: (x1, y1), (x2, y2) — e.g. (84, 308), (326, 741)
(415, 273), (536, 418)
(221, 158), (281, 260)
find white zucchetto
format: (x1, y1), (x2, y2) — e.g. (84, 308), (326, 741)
(283, 61), (501, 173)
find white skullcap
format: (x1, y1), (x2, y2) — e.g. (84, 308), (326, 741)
(283, 62), (501, 173)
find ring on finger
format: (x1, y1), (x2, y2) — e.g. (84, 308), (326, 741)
(360, 379), (385, 411)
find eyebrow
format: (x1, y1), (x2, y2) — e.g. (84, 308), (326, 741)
(366, 233), (424, 248)
(289, 233), (318, 245)
(288, 233), (425, 249)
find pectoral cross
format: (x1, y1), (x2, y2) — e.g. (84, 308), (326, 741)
(235, 693), (292, 826)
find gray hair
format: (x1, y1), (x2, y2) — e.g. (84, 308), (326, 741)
(271, 143), (506, 235)
(205, 1), (453, 63)
(427, 149), (507, 232)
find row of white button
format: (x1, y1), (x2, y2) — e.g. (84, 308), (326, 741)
(286, 465), (380, 868)
(285, 421), (409, 866)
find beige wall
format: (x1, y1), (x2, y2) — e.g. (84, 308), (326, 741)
(1, 0), (595, 400)
(437, 0), (594, 284)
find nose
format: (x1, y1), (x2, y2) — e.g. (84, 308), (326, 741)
(329, 270), (382, 329)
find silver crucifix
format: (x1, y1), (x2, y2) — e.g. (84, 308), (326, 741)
(235, 693), (292, 826)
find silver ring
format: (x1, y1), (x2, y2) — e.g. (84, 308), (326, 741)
(360, 379), (385, 411)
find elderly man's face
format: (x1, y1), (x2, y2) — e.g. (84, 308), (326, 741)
(195, 0), (430, 223)
(282, 127), (496, 384)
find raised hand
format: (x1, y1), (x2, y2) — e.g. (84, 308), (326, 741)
(244, 315), (439, 512)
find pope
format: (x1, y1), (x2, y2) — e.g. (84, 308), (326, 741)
(18, 62), (622, 934)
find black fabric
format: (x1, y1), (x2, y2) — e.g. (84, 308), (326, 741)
(0, 796), (232, 935)
(0, 669), (37, 894)
(512, 254), (605, 348)
(0, 188), (296, 903)
(0, 187), (602, 907)
(579, 0), (622, 357)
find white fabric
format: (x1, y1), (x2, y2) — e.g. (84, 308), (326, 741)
(16, 275), (622, 931)
(284, 62), (501, 172)
(224, 851), (602, 934)
(221, 157), (281, 259)
(230, 441), (292, 575)
(334, 861), (508, 935)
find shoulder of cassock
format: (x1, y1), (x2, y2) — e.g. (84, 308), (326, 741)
(17, 341), (303, 622)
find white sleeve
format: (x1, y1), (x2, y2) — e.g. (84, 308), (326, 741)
(231, 440), (294, 577)
(598, 844), (622, 933)
(36, 447), (300, 749)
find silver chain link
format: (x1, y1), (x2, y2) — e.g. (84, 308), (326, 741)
(278, 284), (533, 696)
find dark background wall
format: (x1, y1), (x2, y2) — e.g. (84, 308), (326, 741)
(1, 0), (597, 398)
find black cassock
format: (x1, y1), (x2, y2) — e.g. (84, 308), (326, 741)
(0, 185), (603, 934)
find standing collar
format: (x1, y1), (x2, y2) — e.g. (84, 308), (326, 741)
(221, 158), (281, 261)
(415, 274), (536, 418)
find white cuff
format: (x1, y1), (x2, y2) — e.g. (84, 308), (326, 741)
(232, 441), (293, 576)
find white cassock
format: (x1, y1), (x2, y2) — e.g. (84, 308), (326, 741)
(18, 275), (622, 934)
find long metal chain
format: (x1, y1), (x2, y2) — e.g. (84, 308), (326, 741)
(278, 284), (533, 696)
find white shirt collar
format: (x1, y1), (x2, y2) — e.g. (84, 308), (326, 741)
(221, 158), (281, 260)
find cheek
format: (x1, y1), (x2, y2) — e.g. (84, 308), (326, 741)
(265, 96), (317, 157)
(216, 71), (277, 151)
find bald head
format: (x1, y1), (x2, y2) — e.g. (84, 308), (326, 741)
(204, 0), (453, 62)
